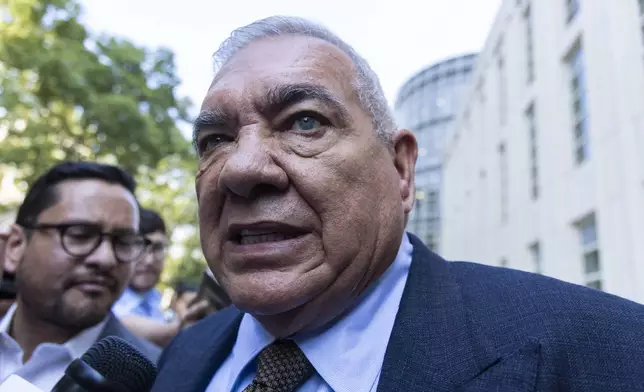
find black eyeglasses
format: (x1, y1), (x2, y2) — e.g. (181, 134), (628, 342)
(23, 222), (147, 264)
(143, 239), (168, 260)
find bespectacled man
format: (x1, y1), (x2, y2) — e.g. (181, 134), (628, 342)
(114, 208), (212, 347)
(0, 162), (160, 391)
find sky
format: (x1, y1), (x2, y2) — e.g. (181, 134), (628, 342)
(81, 0), (501, 137)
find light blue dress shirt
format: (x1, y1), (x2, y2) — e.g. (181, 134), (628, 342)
(112, 287), (166, 322)
(206, 233), (413, 392)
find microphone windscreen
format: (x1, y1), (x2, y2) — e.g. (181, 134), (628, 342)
(81, 336), (158, 392)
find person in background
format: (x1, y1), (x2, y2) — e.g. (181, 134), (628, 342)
(114, 208), (212, 347)
(113, 208), (168, 322)
(0, 232), (14, 318)
(0, 162), (160, 391)
(0, 231), (6, 270)
(152, 16), (644, 392)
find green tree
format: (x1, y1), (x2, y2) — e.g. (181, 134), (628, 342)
(0, 0), (206, 285)
(0, 0), (192, 189)
(136, 156), (207, 288)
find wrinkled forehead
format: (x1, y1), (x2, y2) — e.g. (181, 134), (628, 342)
(203, 36), (358, 110)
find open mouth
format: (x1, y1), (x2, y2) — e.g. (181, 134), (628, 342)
(236, 231), (301, 245)
(229, 224), (307, 246)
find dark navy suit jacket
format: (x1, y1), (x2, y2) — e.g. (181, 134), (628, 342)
(152, 235), (644, 391)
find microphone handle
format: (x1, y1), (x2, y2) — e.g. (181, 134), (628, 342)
(50, 359), (121, 392)
(50, 375), (89, 392)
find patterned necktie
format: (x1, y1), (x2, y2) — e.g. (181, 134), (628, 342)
(243, 340), (315, 392)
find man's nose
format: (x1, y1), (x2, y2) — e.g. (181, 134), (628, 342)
(84, 238), (119, 269)
(218, 129), (289, 199)
(138, 251), (154, 267)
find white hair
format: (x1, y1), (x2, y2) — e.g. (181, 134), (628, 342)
(212, 16), (397, 142)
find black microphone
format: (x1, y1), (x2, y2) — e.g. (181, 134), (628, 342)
(50, 336), (158, 392)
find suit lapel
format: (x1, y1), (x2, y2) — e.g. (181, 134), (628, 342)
(378, 235), (502, 391)
(153, 307), (243, 392)
(97, 313), (122, 340)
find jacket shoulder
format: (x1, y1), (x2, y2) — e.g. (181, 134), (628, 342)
(449, 261), (644, 337)
(169, 306), (241, 347)
(158, 306), (242, 367)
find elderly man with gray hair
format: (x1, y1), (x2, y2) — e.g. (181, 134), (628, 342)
(152, 16), (644, 392)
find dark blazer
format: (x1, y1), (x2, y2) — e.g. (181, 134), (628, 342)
(152, 234), (644, 391)
(98, 312), (161, 364)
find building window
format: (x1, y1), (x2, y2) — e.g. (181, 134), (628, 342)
(577, 213), (602, 290)
(526, 103), (539, 199)
(497, 53), (507, 125)
(566, 0), (580, 23)
(639, 0), (644, 47)
(499, 142), (508, 223)
(426, 234), (437, 250)
(524, 6), (535, 83)
(411, 188), (440, 251)
(529, 242), (542, 274)
(567, 44), (589, 164)
(427, 190), (438, 218)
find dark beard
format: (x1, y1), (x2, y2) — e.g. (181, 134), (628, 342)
(16, 273), (107, 332)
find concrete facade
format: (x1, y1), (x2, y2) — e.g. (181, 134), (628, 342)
(441, 0), (644, 302)
(395, 54), (477, 251)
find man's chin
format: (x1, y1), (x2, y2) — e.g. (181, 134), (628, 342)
(63, 292), (112, 317)
(230, 286), (312, 317)
(222, 270), (331, 325)
(235, 297), (300, 316)
(131, 275), (158, 291)
(55, 304), (109, 330)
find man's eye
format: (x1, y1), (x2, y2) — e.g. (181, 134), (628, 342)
(198, 134), (231, 154)
(66, 226), (97, 239)
(287, 113), (329, 132)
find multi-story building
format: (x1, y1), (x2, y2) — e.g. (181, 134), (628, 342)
(441, 0), (644, 302)
(394, 54), (477, 250)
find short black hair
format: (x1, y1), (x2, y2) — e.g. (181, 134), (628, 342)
(15, 161), (137, 227)
(139, 208), (166, 235)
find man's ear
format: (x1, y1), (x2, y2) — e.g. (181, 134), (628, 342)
(391, 129), (418, 214)
(4, 224), (28, 274)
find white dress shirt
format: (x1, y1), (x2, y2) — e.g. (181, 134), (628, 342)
(206, 233), (414, 392)
(0, 304), (108, 391)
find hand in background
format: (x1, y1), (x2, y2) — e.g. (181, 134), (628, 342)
(177, 297), (214, 330)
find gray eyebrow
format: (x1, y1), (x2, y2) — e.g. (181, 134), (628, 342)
(258, 83), (350, 124)
(193, 83), (351, 149)
(192, 107), (234, 148)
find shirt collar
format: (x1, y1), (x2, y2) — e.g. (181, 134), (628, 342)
(0, 302), (16, 333)
(141, 288), (162, 303)
(65, 317), (109, 358)
(0, 303), (108, 359)
(229, 233), (414, 392)
(113, 287), (161, 315)
(126, 287), (161, 303)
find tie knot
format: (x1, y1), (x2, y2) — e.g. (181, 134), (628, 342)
(251, 340), (314, 392)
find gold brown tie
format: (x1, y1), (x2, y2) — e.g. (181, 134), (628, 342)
(242, 340), (314, 392)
